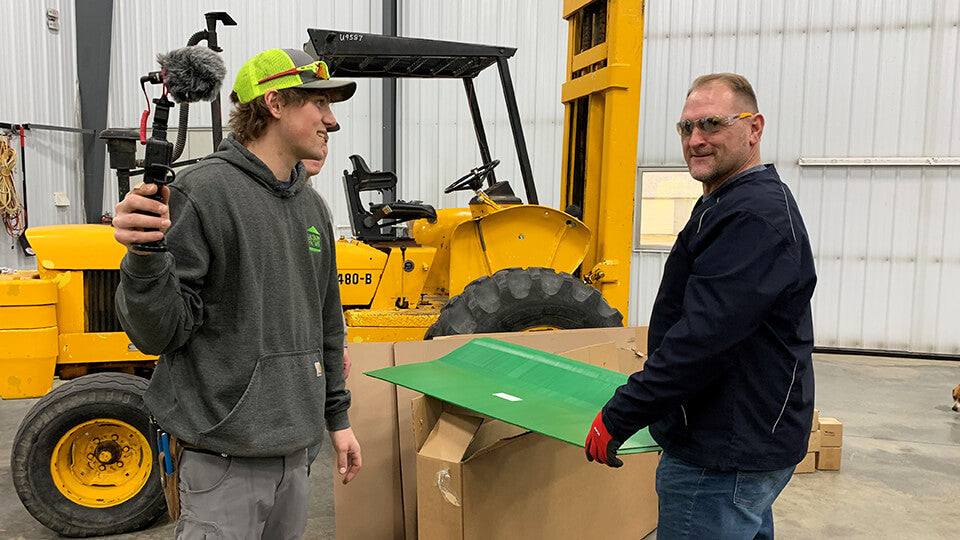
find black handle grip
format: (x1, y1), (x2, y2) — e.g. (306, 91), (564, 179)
(131, 163), (175, 253)
(132, 95), (175, 253)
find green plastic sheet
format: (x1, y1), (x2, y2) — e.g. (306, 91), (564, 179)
(365, 337), (659, 454)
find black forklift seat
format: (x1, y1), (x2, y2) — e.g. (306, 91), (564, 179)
(342, 155), (436, 242)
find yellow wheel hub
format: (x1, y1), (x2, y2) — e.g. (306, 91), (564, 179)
(50, 419), (152, 508)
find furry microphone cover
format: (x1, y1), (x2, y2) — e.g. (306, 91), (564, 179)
(156, 46), (227, 103)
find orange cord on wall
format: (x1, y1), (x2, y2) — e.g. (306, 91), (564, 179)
(0, 134), (25, 239)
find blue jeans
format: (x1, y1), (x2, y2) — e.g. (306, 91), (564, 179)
(655, 451), (795, 539)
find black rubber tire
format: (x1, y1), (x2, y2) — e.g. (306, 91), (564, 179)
(425, 267), (623, 338)
(10, 373), (166, 537)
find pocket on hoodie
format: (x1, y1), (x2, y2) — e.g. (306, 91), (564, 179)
(196, 349), (327, 453)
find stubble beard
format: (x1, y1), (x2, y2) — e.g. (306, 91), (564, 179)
(686, 154), (721, 185)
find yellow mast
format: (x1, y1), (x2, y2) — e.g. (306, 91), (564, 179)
(560, 0), (644, 319)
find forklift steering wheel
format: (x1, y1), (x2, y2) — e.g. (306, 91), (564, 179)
(444, 160), (501, 194)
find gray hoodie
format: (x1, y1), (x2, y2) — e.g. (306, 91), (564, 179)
(117, 137), (348, 457)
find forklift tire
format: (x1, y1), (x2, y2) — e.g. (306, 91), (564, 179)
(10, 373), (166, 537)
(425, 267), (623, 338)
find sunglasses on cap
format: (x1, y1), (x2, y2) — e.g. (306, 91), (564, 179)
(257, 60), (331, 85)
(676, 112), (754, 138)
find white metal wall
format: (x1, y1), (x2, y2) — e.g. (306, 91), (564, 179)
(397, 0), (567, 210)
(105, 0), (383, 235)
(0, 0), (83, 270)
(631, 0), (960, 354)
(5, 0), (957, 354)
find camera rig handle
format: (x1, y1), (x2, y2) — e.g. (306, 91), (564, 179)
(132, 85), (176, 253)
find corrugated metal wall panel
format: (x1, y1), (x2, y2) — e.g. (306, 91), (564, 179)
(628, 250), (669, 327)
(0, 0), (82, 269)
(632, 0), (960, 354)
(104, 0), (383, 233)
(397, 0), (566, 210)
(5, 0), (956, 354)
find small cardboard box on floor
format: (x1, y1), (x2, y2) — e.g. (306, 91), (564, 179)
(334, 327), (659, 540)
(819, 417), (843, 447)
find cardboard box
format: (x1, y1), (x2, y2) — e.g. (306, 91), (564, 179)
(816, 446), (842, 470)
(333, 342), (405, 540)
(414, 395), (659, 540)
(811, 408), (819, 432)
(395, 327), (647, 539)
(819, 417), (843, 447)
(794, 451), (816, 474)
(807, 429), (821, 453)
(335, 327), (652, 539)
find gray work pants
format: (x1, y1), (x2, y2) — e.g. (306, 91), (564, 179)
(175, 448), (309, 539)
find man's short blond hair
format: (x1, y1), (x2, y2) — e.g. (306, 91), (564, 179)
(688, 73), (759, 113)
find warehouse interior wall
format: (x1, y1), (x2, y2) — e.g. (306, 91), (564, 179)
(0, 0), (84, 269)
(1, 0), (956, 355)
(630, 0), (960, 356)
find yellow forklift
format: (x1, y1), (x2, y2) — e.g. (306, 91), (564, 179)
(4, 0), (643, 535)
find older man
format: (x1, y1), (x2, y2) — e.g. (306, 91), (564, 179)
(113, 48), (361, 538)
(586, 73), (816, 539)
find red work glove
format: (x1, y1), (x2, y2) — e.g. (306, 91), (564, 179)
(585, 410), (624, 468)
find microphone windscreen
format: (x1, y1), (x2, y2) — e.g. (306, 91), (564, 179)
(157, 46), (227, 103)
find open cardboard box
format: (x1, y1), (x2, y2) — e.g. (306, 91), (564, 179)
(334, 327), (658, 539)
(414, 394), (659, 539)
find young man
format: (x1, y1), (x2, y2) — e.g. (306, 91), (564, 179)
(585, 73), (817, 539)
(113, 48), (361, 538)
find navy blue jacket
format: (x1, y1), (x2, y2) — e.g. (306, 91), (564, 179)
(604, 164), (816, 471)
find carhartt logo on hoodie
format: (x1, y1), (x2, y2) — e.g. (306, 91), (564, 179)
(307, 226), (322, 253)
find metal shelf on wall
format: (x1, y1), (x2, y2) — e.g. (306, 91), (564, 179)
(798, 156), (960, 167)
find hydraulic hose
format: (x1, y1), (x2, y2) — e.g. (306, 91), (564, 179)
(171, 30), (207, 161)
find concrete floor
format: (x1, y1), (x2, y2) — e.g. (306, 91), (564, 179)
(1, 353), (959, 539)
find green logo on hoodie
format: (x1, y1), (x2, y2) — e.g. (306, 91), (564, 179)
(307, 226), (323, 253)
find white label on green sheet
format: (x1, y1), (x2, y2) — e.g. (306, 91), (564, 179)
(493, 392), (522, 402)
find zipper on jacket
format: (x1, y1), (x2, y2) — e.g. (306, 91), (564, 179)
(680, 405), (689, 426)
(696, 197), (719, 234)
(771, 359), (798, 433)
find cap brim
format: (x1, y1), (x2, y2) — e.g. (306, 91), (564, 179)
(297, 79), (357, 103)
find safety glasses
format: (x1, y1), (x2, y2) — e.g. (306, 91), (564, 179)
(258, 60), (331, 85)
(676, 112), (754, 138)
